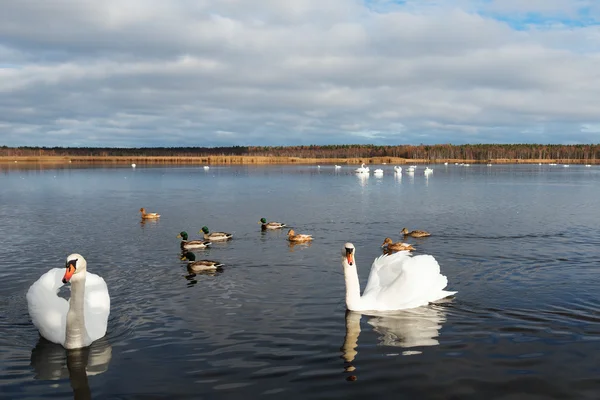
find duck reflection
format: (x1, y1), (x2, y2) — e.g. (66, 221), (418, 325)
(288, 241), (312, 252)
(30, 337), (112, 399)
(139, 218), (159, 227)
(341, 305), (447, 381)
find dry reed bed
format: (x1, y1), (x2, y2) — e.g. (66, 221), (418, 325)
(0, 156), (596, 165)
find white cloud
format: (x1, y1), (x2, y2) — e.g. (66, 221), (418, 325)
(1, 0), (600, 146)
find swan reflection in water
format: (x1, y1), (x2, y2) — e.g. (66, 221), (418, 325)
(341, 305), (448, 381)
(394, 171), (402, 183)
(356, 173), (369, 187)
(30, 337), (112, 400)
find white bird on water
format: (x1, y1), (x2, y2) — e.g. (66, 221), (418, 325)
(341, 243), (456, 311)
(27, 254), (110, 349)
(355, 163), (370, 174)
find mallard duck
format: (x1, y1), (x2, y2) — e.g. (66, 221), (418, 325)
(177, 231), (211, 250)
(199, 226), (232, 241)
(287, 229), (313, 243)
(401, 227), (431, 238)
(181, 251), (223, 272)
(259, 217), (286, 230)
(381, 237), (415, 252)
(140, 208), (160, 219)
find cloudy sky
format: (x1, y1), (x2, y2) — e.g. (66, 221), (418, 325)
(1, 0), (600, 147)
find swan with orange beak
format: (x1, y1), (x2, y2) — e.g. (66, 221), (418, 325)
(27, 254), (110, 349)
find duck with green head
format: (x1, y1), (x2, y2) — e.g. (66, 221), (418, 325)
(181, 251), (223, 272)
(177, 231), (212, 250)
(200, 226), (232, 241)
(259, 217), (286, 230)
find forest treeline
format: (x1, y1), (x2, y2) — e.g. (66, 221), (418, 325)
(1, 144), (599, 161)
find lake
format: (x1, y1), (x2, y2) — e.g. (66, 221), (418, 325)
(1, 163), (600, 399)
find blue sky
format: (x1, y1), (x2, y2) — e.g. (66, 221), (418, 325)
(1, 0), (600, 147)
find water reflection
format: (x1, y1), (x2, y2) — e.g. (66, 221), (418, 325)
(288, 241), (312, 252)
(341, 306), (447, 381)
(30, 337), (112, 399)
(394, 171), (402, 183)
(140, 218), (160, 228)
(356, 173), (369, 187)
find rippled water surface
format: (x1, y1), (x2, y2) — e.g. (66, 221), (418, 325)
(2, 163), (600, 399)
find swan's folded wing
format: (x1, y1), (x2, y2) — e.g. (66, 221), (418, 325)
(26, 268), (68, 345)
(362, 251), (412, 297)
(363, 253), (451, 310)
(84, 272), (110, 342)
(386, 255), (448, 307)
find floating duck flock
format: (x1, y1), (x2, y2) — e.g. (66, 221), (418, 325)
(25, 165), (457, 350)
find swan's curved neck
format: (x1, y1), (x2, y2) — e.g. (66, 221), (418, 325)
(342, 259), (362, 311)
(65, 272), (87, 349)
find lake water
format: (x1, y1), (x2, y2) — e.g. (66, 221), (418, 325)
(1, 163), (600, 399)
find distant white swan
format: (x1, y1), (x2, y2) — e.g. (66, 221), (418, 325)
(394, 166), (402, 173)
(27, 254), (110, 349)
(355, 163), (369, 174)
(424, 167), (433, 174)
(341, 243), (455, 311)
(374, 168), (384, 175)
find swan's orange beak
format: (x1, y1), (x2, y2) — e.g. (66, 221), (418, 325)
(62, 262), (76, 284)
(345, 248), (354, 266)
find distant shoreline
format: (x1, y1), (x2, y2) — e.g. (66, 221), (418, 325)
(0, 155), (595, 165)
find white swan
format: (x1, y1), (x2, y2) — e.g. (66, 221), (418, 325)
(341, 243), (456, 311)
(355, 163), (370, 174)
(27, 254), (110, 349)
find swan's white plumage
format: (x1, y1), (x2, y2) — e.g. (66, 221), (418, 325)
(27, 267), (110, 348)
(343, 244), (456, 311)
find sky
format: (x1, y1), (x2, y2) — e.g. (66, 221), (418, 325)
(1, 0), (600, 148)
